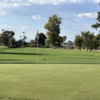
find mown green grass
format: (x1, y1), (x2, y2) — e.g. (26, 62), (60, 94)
(0, 47), (100, 64)
(0, 64), (100, 100)
(0, 47), (100, 100)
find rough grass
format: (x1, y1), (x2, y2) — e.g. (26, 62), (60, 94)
(0, 64), (100, 100)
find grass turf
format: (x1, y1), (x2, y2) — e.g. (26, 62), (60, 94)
(0, 64), (100, 100)
(0, 47), (100, 99)
(0, 47), (100, 64)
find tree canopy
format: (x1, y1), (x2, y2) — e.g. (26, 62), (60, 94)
(74, 31), (100, 51)
(92, 4), (100, 30)
(44, 14), (62, 47)
(0, 30), (15, 47)
(35, 32), (46, 47)
(75, 35), (83, 51)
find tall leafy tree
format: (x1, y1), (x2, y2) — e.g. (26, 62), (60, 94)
(44, 14), (61, 47)
(91, 4), (100, 48)
(38, 33), (46, 47)
(96, 33), (100, 47)
(75, 35), (83, 51)
(56, 36), (63, 46)
(63, 36), (67, 42)
(91, 5), (100, 30)
(0, 30), (15, 47)
(81, 31), (94, 51)
(35, 32), (46, 47)
(92, 36), (99, 50)
(74, 32), (100, 51)
(9, 37), (15, 48)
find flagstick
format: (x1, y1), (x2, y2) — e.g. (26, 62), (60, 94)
(36, 30), (39, 64)
(37, 39), (38, 64)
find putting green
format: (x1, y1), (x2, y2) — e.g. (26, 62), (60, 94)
(0, 64), (100, 100)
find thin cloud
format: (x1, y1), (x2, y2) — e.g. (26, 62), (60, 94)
(0, 11), (8, 15)
(75, 13), (97, 18)
(0, 2), (31, 8)
(28, 0), (84, 5)
(0, 24), (30, 31)
(89, 0), (100, 3)
(94, 0), (100, 3)
(32, 15), (42, 20)
(0, 0), (84, 8)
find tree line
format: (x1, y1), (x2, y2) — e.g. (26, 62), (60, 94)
(75, 5), (100, 51)
(75, 31), (100, 51)
(0, 14), (66, 48)
(0, 4), (100, 50)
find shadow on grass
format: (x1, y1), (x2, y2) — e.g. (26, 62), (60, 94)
(0, 59), (22, 61)
(0, 52), (46, 55)
(0, 59), (31, 64)
(0, 49), (4, 51)
(0, 97), (36, 100)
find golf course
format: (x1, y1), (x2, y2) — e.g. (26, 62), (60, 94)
(0, 47), (100, 100)
(0, 0), (100, 99)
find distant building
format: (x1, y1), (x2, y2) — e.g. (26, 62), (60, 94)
(61, 41), (75, 49)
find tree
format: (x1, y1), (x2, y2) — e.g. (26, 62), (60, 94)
(44, 14), (61, 47)
(16, 40), (23, 48)
(81, 31), (94, 51)
(92, 36), (99, 50)
(75, 35), (83, 51)
(91, 4), (100, 49)
(63, 36), (67, 42)
(74, 31), (100, 51)
(0, 30), (15, 47)
(35, 32), (46, 47)
(91, 6), (100, 30)
(96, 33), (100, 47)
(91, 4), (100, 38)
(38, 33), (46, 47)
(9, 37), (15, 48)
(29, 40), (36, 47)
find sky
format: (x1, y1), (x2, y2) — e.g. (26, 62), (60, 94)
(0, 0), (100, 42)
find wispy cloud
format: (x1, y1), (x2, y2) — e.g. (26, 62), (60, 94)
(32, 15), (42, 20)
(89, 0), (100, 3)
(0, 0), (97, 17)
(28, 0), (84, 5)
(0, 11), (8, 15)
(94, 0), (100, 3)
(0, 0), (84, 16)
(0, 0), (84, 8)
(0, 24), (30, 32)
(0, 2), (30, 8)
(75, 13), (97, 18)
(0, 24), (15, 29)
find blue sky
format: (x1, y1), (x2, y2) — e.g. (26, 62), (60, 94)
(0, 0), (100, 41)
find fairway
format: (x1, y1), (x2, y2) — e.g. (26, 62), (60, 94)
(0, 47), (100, 64)
(0, 64), (100, 100)
(0, 47), (100, 100)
